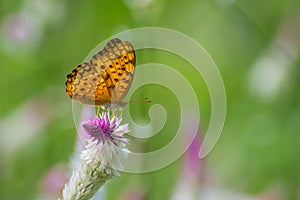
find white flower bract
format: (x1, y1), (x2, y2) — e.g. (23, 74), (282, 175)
(59, 111), (130, 200)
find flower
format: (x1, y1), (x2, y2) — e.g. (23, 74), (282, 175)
(81, 112), (130, 170)
(59, 111), (130, 200)
(82, 112), (129, 146)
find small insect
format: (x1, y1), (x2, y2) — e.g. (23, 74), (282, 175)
(65, 38), (136, 107)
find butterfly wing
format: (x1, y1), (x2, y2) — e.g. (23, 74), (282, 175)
(65, 62), (111, 105)
(65, 38), (136, 106)
(99, 40), (136, 103)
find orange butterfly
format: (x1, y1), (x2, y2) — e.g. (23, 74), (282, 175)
(65, 38), (136, 106)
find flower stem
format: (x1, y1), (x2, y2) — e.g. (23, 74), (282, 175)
(59, 142), (119, 200)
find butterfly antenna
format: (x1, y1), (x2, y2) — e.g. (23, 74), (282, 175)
(129, 98), (151, 104)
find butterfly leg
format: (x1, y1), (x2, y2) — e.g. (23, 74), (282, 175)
(96, 107), (102, 117)
(111, 111), (115, 119)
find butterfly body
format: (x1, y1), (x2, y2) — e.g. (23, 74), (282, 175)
(65, 38), (136, 106)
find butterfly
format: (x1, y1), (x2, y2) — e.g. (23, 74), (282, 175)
(65, 38), (136, 107)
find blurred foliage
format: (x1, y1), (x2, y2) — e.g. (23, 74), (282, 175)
(0, 0), (300, 199)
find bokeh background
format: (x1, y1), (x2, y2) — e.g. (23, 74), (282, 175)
(1, 0), (300, 199)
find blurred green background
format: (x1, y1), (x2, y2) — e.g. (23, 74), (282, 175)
(0, 0), (300, 199)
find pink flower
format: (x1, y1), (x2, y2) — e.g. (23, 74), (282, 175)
(82, 112), (129, 147)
